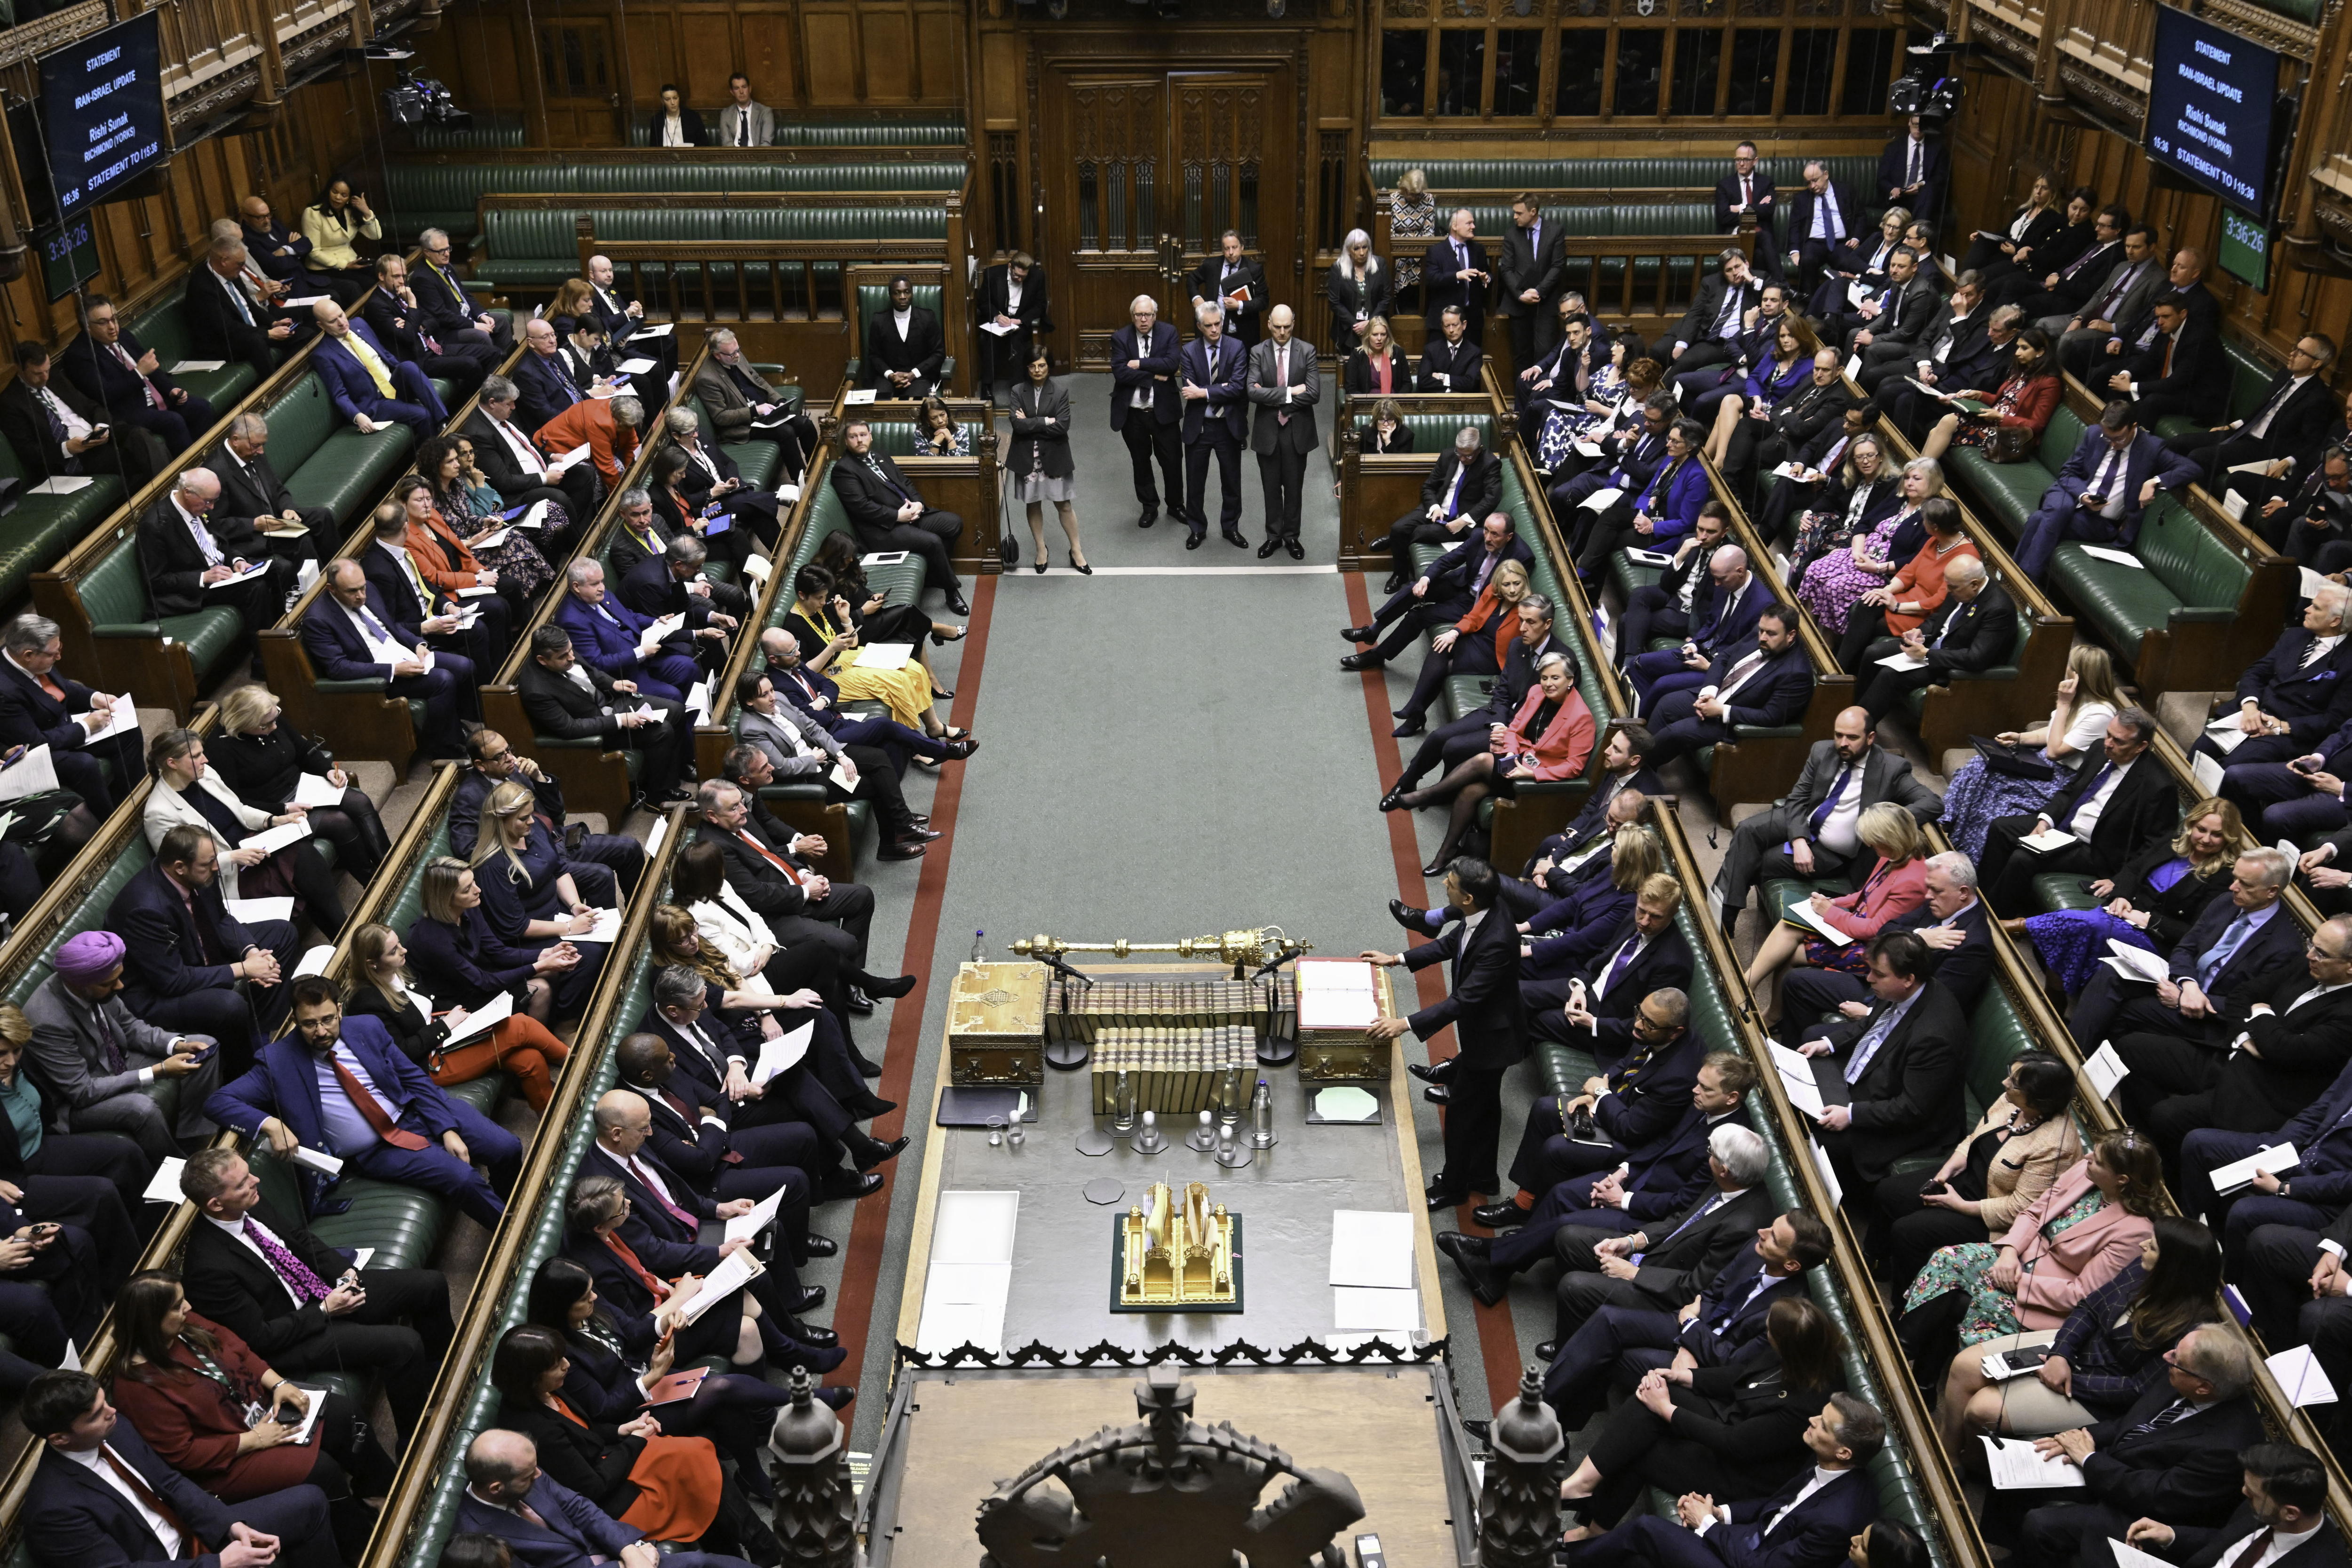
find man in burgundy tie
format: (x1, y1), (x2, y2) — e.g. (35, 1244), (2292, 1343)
(204, 977), (521, 1226)
(62, 295), (216, 454)
(176, 1146), (454, 1448)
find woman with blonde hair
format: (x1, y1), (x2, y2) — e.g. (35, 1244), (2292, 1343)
(210, 684), (388, 884)
(1937, 643), (2125, 859)
(1743, 803), (1929, 1014)
(1391, 559), (1535, 738)
(468, 784), (612, 1016)
(404, 856), (586, 1027)
(1343, 315), (1409, 400)
(2014, 799), (2242, 995)
(346, 921), (571, 1110)
(143, 727), (347, 934)
(1327, 230), (1391, 354)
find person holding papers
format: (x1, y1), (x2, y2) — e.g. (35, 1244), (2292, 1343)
(0, 339), (155, 492)
(347, 923), (570, 1112)
(138, 470), (297, 660)
(1979, 1323), (2262, 1567)
(1389, 559), (1536, 741)
(1614, 506), (1730, 673)
(1551, 391), (1675, 530)
(611, 1032), (825, 1229)
(1850, 553), (2015, 724)
(415, 437), (560, 602)
(66, 295), (219, 455)
(405, 858), (591, 1035)
(469, 784), (617, 1023)
(1791, 931), (1966, 1199)
(1741, 804), (1930, 1016)
(1511, 828), (1661, 993)
(619, 535), (739, 681)
(0, 612), (145, 818)
(387, 476), (522, 651)
(659, 410), (782, 552)
(556, 560), (699, 703)
(1868, 1051), (2082, 1288)
(2013, 801), (2239, 1000)
(729, 680), (938, 864)
(212, 685), (388, 888)
(469, 375), (596, 526)
(785, 566), (964, 740)
(2066, 848), (2302, 1068)
(362, 506), (503, 677)
(1782, 852), (1994, 1038)
(302, 561), (476, 761)
(2197, 587), (2352, 770)
(177, 1146), (456, 1447)
(207, 977), (522, 1229)
(1976, 708), (2180, 915)
(110, 1271), (393, 1559)
(1833, 498), (1979, 674)
(2011, 400), (2202, 579)
(1908, 325), (2063, 463)
(144, 728), (348, 938)
(1573, 417), (1710, 582)
(105, 827), (302, 1079)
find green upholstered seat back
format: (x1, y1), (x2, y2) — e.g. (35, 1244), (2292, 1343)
(1390, 413), (1494, 452)
(381, 816), (455, 939)
(264, 375), (340, 475)
(2, 836), (156, 1010)
(2221, 339), (2276, 420)
(1964, 989), (2038, 1123)
(2138, 497), (2250, 608)
(855, 282), (945, 327)
(81, 533), (154, 626)
(776, 483), (856, 621)
(2039, 406), (2085, 472)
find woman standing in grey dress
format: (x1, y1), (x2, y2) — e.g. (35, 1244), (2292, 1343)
(1009, 344), (1087, 573)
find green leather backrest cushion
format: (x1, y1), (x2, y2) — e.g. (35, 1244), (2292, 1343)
(1391, 413), (1494, 448)
(82, 533), (154, 626)
(1964, 989), (2037, 1122)
(2, 835), (155, 1010)
(2139, 498), (2250, 605)
(130, 297), (195, 364)
(382, 817), (455, 939)
(856, 283), (945, 325)
(2039, 407), (2085, 472)
(264, 375), (340, 476)
(779, 485), (855, 613)
(1369, 155), (1876, 195)
(2221, 340), (2274, 419)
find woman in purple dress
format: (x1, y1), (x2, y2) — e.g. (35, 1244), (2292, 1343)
(1795, 456), (1942, 638)
(2013, 799), (2240, 995)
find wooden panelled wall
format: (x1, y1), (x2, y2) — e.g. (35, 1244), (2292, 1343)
(1947, 61), (2346, 387)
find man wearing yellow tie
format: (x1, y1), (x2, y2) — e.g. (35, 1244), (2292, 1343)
(310, 300), (448, 446)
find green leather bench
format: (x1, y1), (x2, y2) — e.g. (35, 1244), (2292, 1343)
(473, 206), (949, 291)
(2145, 337), (2276, 442)
(1945, 406), (2082, 537)
(78, 526), (249, 692)
(679, 393), (789, 494)
(386, 159), (965, 244)
(2049, 495), (2249, 679)
(263, 372), (424, 524)
(846, 283), (956, 388)
(1369, 155), (1880, 200)
(626, 114), (966, 148)
(0, 435), (124, 611)
(129, 294), (262, 411)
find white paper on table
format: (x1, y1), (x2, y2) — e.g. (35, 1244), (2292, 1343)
(1843, 353), (1863, 381)
(723, 1184), (788, 1244)
(1781, 897), (1851, 945)
(1329, 1210), (1415, 1289)
(143, 1156), (187, 1203)
(644, 819), (667, 859)
(2192, 751), (2226, 795)
(1312, 1086), (1379, 1122)
(2304, 566), (2335, 603)
(933, 1191), (1021, 1265)
(1982, 1435), (2084, 1488)
(548, 445), (594, 474)
(2269, 1343), (2340, 1406)
(3, 745), (65, 805)
(443, 990), (514, 1046)
(288, 1146), (344, 1177)
(774, 485), (801, 504)
(2018, 828), (2079, 854)
(915, 1261), (1012, 1353)
(2203, 717), (2252, 755)
(675, 1247), (764, 1323)
(1810, 1138), (1843, 1203)
(1875, 650), (1931, 671)
(752, 1020), (814, 1087)
(842, 389), (878, 405)
(170, 360), (227, 374)
(280, 296), (329, 309)
(292, 773), (344, 808)
(2211, 1143), (2300, 1194)
(1579, 486), (1623, 513)
(2100, 939), (2170, 984)
(224, 897), (295, 923)
(616, 357), (658, 374)
(2112, 1541), (2173, 1568)
(580, 907), (625, 945)
(243, 819), (314, 855)
(1333, 1285), (1422, 1332)
(2082, 1041), (2129, 1101)
(855, 642), (914, 672)
(29, 476), (95, 494)
(1325, 1332), (1416, 1353)
(2077, 545), (2145, 569)
(293, 945), (334, 978)
(1574, 441), (1605, 459)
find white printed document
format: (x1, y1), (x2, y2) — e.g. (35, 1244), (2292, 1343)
(292, 773), (345, 808)
(1981, 1436), (2084, 1488)
(854, 642), (914, 672)
(242, 819), (314, 856)
(2210, 1143), (2299, 1195)
(224, 897), (295, 924)
(675, 1247), (764, 1324)
(2099, 940), (2169, 985)
(1328, 1210), (1414, 1289)
(442, 990), (514, 1046)
(752, 1020), (815, 1087)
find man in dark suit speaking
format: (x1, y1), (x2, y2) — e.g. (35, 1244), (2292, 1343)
(1364, 857), (1525, 1210)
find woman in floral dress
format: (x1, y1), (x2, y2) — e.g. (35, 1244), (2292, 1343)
(1795, 456), (1942, 638)
(1938, 644), (2122, 860)
(1390, 169), (1436, 304)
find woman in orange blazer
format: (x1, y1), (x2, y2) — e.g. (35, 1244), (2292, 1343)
(1392, 559), (1532, 738)
(389, 474), (531, 637)
(1743, 801), (1929, 1010)
(1395, 650), (1594, 875)
(1837, 497), (1977, 671)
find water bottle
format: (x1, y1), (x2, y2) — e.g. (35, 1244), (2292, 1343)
(1112, 1069), (1136, 1135)
(970, 929), (985, 963)
(1249, 1077), (1276, 1149)
(1217, 1067), (1243, 1132)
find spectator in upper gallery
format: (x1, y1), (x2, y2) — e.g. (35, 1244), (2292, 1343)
(714, 73), (773, 148)
(63, 294), (218, 456)
(647, 84), (708, 147)
(298, 176), (379, 304)
(310, 299), (448, 446)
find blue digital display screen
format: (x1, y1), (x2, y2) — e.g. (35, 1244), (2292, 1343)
(40, 11), (164, 216)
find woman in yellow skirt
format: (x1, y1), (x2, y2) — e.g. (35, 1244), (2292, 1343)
(786, 564), (969, 743)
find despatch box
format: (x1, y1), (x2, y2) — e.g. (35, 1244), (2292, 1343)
(947, 961), (1049, 1085)
(1292, 960), (1399, 1082)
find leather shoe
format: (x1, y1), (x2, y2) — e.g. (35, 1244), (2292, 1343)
(844, 987), (875, 1014)
(1407, 1059), (1456, 1084)
(858, 1134), (911, 1170)
(850, 1096), (898, 1119)
(1383, 572), (1408, 593)
(788, 1285), (827, 1314)
(878, 840), (929, 860)
(1340, 653), (1379, 672)
(901, 825), (945, 843)
(827, 1171), (885, 1200)
(1285, 538), (1304, 560)
(1256, 537), (1281, 558)
(946, 738), (979, 759)
(1389, 898), (1428, 931)
(1223, 529), (1249, 548)
(803, 1234), (839, 1258)
(815, 1386), (855, 1410)
(870, 973), (920, 999)
(1438, 1232), (1506, 1307)
(794, 1324), (839, 1349)
(1378, 786), (1410, 813)
(1534, 1340), (1559, 1361)
(1185, 532), (1205, 550)
(1425, 1187), (1463, 1212)
(1436, 1230), (1491, 1264)
(945, 593), (970, 616)
(1423, 1085), (1452, 1105)
(1341, 625), (1375, 644)
(1472, 1200), (1527, 1229)
(1138, 506), (1158, 528)
(1392, 716), (1425, 738)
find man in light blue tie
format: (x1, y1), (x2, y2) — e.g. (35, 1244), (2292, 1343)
(2069, 847), (2303, 1061)
(1177, 303), (1250, 549)
(1796, 931), (1967, 1195)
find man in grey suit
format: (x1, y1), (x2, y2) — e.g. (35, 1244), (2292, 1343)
(21, 930), (220, 1164)
(714, 73), (774, 148)
(1708, 706), (1944, 930)
(1247, 305), (1319, 560)
(2050, 226), (2162, 375)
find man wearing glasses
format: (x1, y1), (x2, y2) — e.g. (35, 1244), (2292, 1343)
(410, 228), (514, 356)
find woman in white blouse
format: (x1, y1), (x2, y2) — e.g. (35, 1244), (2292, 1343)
(142, 727), (347, 933)
(1936, 644), (2125, 860)
(648, 85), (708, 147)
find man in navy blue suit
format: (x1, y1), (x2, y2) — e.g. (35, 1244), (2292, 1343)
(0, 613), (144, 818)
(1177, 302), (1249, 549)
(2013, 400), (2203, 578)
(1643, 606), (1816, 771)
(2067, 847), (2304, 1062)
(206, 976), (520, 1226)
(1561, 1392), (1883, 1568)
(310, 299), (447, 446)
(458, 1429), (759, 1568)
(21, 1371), (341, 1568)
(554, 558), (700, 701)
(1542, 1210), (1833, 1426)
(104, 827), (300, 1078)
(1629, 544), (1764, 710)
(61, 296), (217, 457)
(2201, 587), (2352, 770)
(1109, 294), (1184, 529)
(301, 561), (475, 759)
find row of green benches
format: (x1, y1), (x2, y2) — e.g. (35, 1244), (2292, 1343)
(471, 204), (953, 293)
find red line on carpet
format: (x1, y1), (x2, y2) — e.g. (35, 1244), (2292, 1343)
(1343, 571), (1526, 1421)
(829, 572), (996, 1382)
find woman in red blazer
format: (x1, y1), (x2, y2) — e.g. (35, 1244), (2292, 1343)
(1391, 559), (1533, 739)
(1391, 650), (1595, 875)
(1917, 327), (2064, 463)
(109, 1271), (395, 1559)
(1743, 801), (1930, 1017)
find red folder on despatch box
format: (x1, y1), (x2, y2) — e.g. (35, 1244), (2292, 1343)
(642, 1368), (711, 1407)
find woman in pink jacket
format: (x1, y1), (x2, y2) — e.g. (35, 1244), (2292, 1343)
(1897, 1130), (2162, 1387)
(1742, 802), (1929, 1019)
(1392, 650), (1594, 876)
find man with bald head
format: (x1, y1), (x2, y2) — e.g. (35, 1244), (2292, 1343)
(1247, 304), (1319, 559)
(1851, 552), (2017, 724)
(458, 1428), (766, 1568)
(310, 299), (447, 443)
(1625, 535), (1760, 709)
(238, 196), (310, 285)
(138, 468), (292, 650)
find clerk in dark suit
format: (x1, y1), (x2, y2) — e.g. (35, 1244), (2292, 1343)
(103, 828), (300, 1078)
(175, 1146), (454, 1445)
(1177, 304), (1250, 549)
(457, 1429), (760, 1568)
(1422, 208), (1491, 345)
(138, 469), (294, 642)
(859, 275), (944, 397)
(1558, 1392), (1883, 1568)
(516, 628), (691, 814)
(975, 253), (1050, 394)
(301, 561), (474, 759)
(1500, 196), (1568, 368)
(2121, 1446), (2345, 1568)
(20, 1371), (339, 1568)
(1108, 296), (1184, 529)
(2166, 334), (2338, 487)
(1643, 605), (1816, 771)
(1796, 934), (1967, 1194)
(0, 613), (144, 817)
(1852, 556), (2017, 723)
(1979, 706), (2181, 914)
(1709, 709), (1943, 927)
(1714, 143), (1777, 234)
(185, 235), (297, 378)
(1187, 231), (1268, 349)
(62, 296), (217, 456)
(466, 376), (596, 524)
(1246, 306), (1319, 558)
(827, 418), (967, 612)
(1365, 858), (1525, 1209)
(1984, 1325), (2263, 1568)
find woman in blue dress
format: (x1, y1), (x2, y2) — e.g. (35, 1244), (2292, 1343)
(469, 780), (615, 1017)
(2010, 798), (2241, 995)
(1938, 644), (2123, 860)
